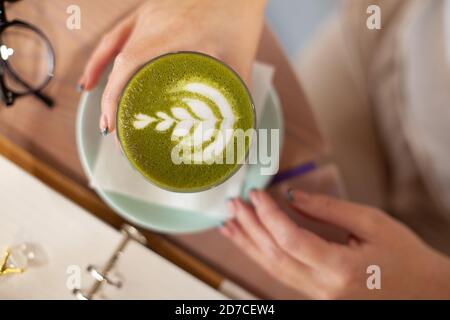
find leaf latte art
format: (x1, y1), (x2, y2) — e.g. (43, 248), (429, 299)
(117, 52), (254, 192)
(132, 81), (237, 163)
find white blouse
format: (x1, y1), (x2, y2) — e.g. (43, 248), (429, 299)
(401, 0), (450, 216)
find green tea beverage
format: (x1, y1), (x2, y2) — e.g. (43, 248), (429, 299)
(117, 52), (255, 192)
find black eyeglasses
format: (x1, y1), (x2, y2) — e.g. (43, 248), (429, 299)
(0, 0), (55, 108)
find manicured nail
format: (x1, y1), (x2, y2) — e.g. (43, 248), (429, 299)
(249, 189), (259, 204)
(101, 127), (109, 136)
(219, 224), (230, 237)
(234, 199), (244, 210)
(227, 199), (236, 216)
(76, 83), (84, 92)
(287, 188), (294, 202)
(100, 114), (109, 136)
(291, 190), (310, 202)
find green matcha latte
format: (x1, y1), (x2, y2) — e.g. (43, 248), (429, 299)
(117, 52), (255, 192)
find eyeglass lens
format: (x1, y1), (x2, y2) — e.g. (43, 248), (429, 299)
(1, 23), (53, 94)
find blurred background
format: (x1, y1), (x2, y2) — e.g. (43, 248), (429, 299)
(267, 0), (339, 59)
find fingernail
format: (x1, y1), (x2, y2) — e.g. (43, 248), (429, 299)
(249, 189), (259, 204)
(101, 127), (109, 136)
(76, 83), (84, 92)
(234, 199), (243, 211)
(100, 114), (109, 136)
(227, 199), (236, 216)
(291, 190), (310, 202)
(287, 188), (294, 202)
(219, 225), (230, 237)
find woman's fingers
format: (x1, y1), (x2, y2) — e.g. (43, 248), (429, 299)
(249, 190), (338, 268)
(288, 190), (386, 240)
(220, 218), (318, 295)
(79, 15), (136, 91)
(230, 199), (316, 271)
(219, 219), (260, 261)
(229, 199), (283, 259)
(220, 219), (284, 279)
(99, 50), (144, 133)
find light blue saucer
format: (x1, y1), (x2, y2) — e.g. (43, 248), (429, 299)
(76, 72), (284, 234)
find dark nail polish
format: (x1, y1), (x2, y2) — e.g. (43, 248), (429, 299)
(101, 127), (109, 136)
(76, 83), (84, 92)
(287, 188), (294, 202)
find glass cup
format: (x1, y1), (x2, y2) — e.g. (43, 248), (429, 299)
(116, 51), (256, 193)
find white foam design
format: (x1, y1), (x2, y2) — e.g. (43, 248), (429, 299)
(182, 98), (215, 120)
(132, 82), (236, 163)
(183, 83), (234, 119)
(133, 113), (156, 129)
(171, 107), (192, 120)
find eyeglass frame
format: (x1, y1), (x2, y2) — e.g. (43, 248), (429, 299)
(0, 0), (55, 107)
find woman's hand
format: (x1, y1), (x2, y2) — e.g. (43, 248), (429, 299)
(221, 189), (450, 299)
(79, 0), (266, 135)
